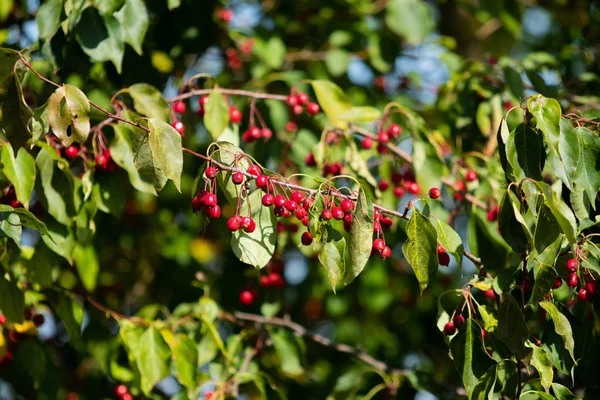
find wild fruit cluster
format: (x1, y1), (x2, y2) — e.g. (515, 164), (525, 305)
(360, 123), (401, 153)
(114, 384), (134, 400)
(563, 258), (599, 302)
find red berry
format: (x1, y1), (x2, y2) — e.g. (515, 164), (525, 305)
(438, 251), (450, 266)
(33, 314), (44, 326)
(307, 102), (320, 115)
(239, 290), (255, 305)
(483, 289), (496, 300)
(344, 220), (352, 232)
(229, 106), (242, 123)
(262, 194), (275, 207)
(205, 166), (218, 178)
(321, 209), (333, 221)
(0, 314), (6, 325)
(115, 385), (129, 397)
(429, 188), (441, 199)
(381, 216), (392, 228)
(204, 193), (217, 207)
(444, 321), (456, 336)
(10, 199), (22, 208)
(378, 180), (390, 191)
(172, 121), (185, 135)
(566, 258), (578, 273)
(455, 180), (466, 192)
(173, 101), (186, 114)
(261, 128), (273, 140)
(393, 186), (404, 198)
(206, 205), (221, 219)
(96, 155), (108, 170)
(361, 137), (374, 149)
(285, 121), (297, 133)
(388, 124), (402, 137)
(296, 92), (309, 105)
(553, 277), (563, 289)
(199, 96), (209, 107)
(269, 272), (285, 287)
(247, 165), (261, 176)
(481, 328), (488, 340)
(305, 153), (317, 167)
(219, 8), (233, 22)
(256, 175), (268, 188)
(291, 192), (304, 204)
(227, 216), (242, 231)
(487, 206), (499, 222)
(331, 207), (344, 220)
(232, 172), (244, 185)
(407, 182), (420, 194)
(372, 238), (385, 252)
(437, 243), (445, 254)
(249, 127), (261, 141)
(466, 170), (477, 182)
(274, 195), (286, 208)
(287, 223), (299, 233)
(391, 171), (403, 184)
(285, 200), (299, 212)
(192, 195), (204, 211)
(567, 273), (579, 287)
(301, 216), (309, 226)
(577, 288), (588, 301)
(286, 95), (298, 107)
(205, 392), (213, 399)
(453, 315), (465, 329)
(585, 281), (597, 299)
(330, 162), (342, 175)
(380, 246), (391, 259)
(294, 208), (306, 220)
(343, 213), (353, 224)
(292, 104), (304, 115)
(378, 131), (390, 143)
(301, 232), (313, 246)
(65, 145), (79, 159)
(260, 275), (271, 288)
(243, 218), (256, 233)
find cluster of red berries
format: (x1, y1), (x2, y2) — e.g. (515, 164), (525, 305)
(242, 126), (272, 143)
(225, 48), (243, 70)
(95, 148), (118, 172)
(561, 258), (598, 302)
(115, 384), (134, 400)
(487, 205), (499, 222)
(360, 123), (402, 154)
(259, 271), (285, 288)
(443, 314), (465, 335)
(379, 170), (421, 197)
(286, 91), (320, 117)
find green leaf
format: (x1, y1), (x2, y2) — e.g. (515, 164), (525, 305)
(231, 190), (277, 269)
(55, 295), (83, 339)
(574, 127), (600, 204)
(497, 295), (530, 360)
(148, 118), (183, 192)
(528, 94), (561, 156)
(110, 118), (165, 194)
(338, 106), (382, 123)
(412, 138), (446, 194)
(556, 118), (580, 190)
(23, 243), (55, 286)
(75, 8), (124, 73)
(128, 83), (170, 122)
(204, 89), (230, 139)
(345, 140), (377, 188)
(257, 37), (286, 69)
(14, 208), (49, 236)
(137, 327), (171, 396)
(318, 226), (346, 292)
(539, 301), (575, 362)
(531, 264), (557, 304)
(498, 191), (530, 253)
(2, 145), (35, 209)
(402, 208), (438, 293)
(0, 207), (22, 246)
(197, 333), (219, 367)
(385, 0), (434, 45)
(343, 188), (374, 286)
(214, 142), (251, 205)
(505, 123), (544, 181)
(521, 391), (556, 400)
(450, 318), (495, 398)
(503, 65), (525, 98)
(270, 329), (304, 378)
(31, 100), (50, 144)
(170, 334), (198, 390)
(325, 49), (350, 77)
(167, 0), (181, 10)
(534, 182), (577, 245)
(497, 118), (515, 182)
(310, 80), (352, 129)
(0, 275), (24, 323)
(47, 84), (91, 146)
(533, 205), (561, 254)
(73, 244), (99, 292)
(471, 363), (498, 400)
(115, 0), (148, 55)
(436, 220), (464, 269)
(35, 145), (76, 225)
(552, 383), (581, 400)
(0, 71), (33, 150)
(36, 0), (64, 40)
(530, 345), (553, 393)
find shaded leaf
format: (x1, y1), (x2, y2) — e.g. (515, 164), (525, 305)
(55, 295), (83, 339)
(505, 123), (544, 181)
(270, 329), (304, 378)
(385, 0), (434, 45)
(530, 345), (553, 393)
(402, 208), (438, 293)
(0, 275), (24, 323)
(574, 127), (600, 204)
(531, 264), (557, 304)
(325, 48), (350, 77)
(0, 207), (22, 246)
(75, 9), (124, 73)
(115, 0), (148, 55)
(497, 295), (530, 360)
(318, 226), (346, 292)
(35, 145), (76, 225)
(552, 383), (581, 400)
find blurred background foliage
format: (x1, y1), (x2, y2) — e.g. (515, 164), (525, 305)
(1, 0), (600, 399)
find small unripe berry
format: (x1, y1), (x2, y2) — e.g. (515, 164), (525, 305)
(566, 258), (578, 273)
(229, 106), (242, 123)
(429, 187), (441, 199)
(232, 172), (244, 185)
(227, 216), (242, 231)
(444, 321), (456, 336)
(171, 121), (185, 135)
(239, 290), (255, 305)
(205, 166), (218, 178)
(301, 232), (313, 246)
(373, 238), (385, 252)
(361, 137), (374, 149)
(173, 101), (186, 114)
(307, 102), (320, 115)
(567, 273), (579, 287)
(453, 315), (465, 330)
(65, 145), (79, 159)
(321, 209), (333, 221)
(262, 194), (275, 207)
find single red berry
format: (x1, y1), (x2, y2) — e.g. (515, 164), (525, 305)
(438, 251), (450, 266)
(487, 206), (499, 222)
(566, 258), (578, 273)
(285, 121), (297, 133)
(393, 186), (404, 198)
(381, 216), (393, 228)
(553, 277), (563, 289)
(286, 95), (298, 107)
(307, 102), (320, 115)
(361, 137), (374, 149)
(96, 155), (108, 170)
(374, 220), (382, 233)
(242, 130), (252, 143)
(481, 328), (488, 340)
(244, 218), (256, 233)
(249, 127), (261, 141)
(65, 145), (79, 159)
(343, 213), (353, 224)
(296, 92), (309, 105)
(229, 106), (242, 123)
(585, 281), (597, 299)
(33, 314), (44, 326)
(301, 232), (313, 246)
(374, 209), (381, 220)
(378, 180), (390, 191)
(305, 153), (317, 167)
(388, 124), (402, 137)
(294, 208), (306, 220)
(339, 199), (353, 213)
(171, 121), (185, 135)
(173, 101), (186, 114)
(567, 273), (579, 287)
(219, 8), (233, 22)
(437, 243), (445, 254)
(205, 166), (218, 178)
(292, 104), (304, 115)
(378, 131), (390, 143)
(260, 275), (271, 288)
(444, 321), (456, 336)
(373, 238), (385, 252)
(115, 385), (129, 397)
(274, 195), (286, 208)
(331, 207), (344, 220)
(269, 272), (285, 288)
(205, 392), (214, 399)
(330, 162), (342, 175)
(247, 165), (261, 176)
(391, 171), (403, 184)
(453, 315), (465, 330)
(10, 199), (22, 208)
(302, 216), (309, 226)
(285, 200), (299, 212)
(261, 128), (273, 140)
(192, 195), (204, 212)
(407, 182), (420, 194)
(204, 193), (217, 207)
(239, 290), (255, 305)
(577, 288), (588, 302)
(503, 100), (512, 111)
(256, 175), (268, 188)
(199, 96), (209, 107)
(206, 205), (221, 219)
(227, 216), (242, 231)
(262, 194), (275, 207)
(466, 170), (477, 182)
(429, 188), (441, 199)
(483, 289), (496, 300)
(321, 209), (333, 221)
(380, 246), (391, 259)
(455, 180), (466, 192)
(291, 192), (304, 204)
(0, 314), (6, 325)
(232, 172), (244, 185)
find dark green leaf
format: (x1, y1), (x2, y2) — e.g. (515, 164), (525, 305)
(204, 89), (230, 139)
(55, 295), (83, 339)
(468, 209), (509, 272)
(129, 83), (170, 122)
(503, 65), (525, 98)
(2, 145), (36, 208)
(148, 118), (183, 192)
(436, 220), (464, 269)
(557, 118), (580, 190)
(531, 264), (557, 304)
(47, 84), (91, 146)
(497, 295), (530, 360)
(0, 72), (32, 150)
(534, 182), (577, 245)
(498, 191), (531, 253)
(533, 205), (561, 254)
(497, 119), (515, 182)
(402, 208), (438, 293)
(31, 100), (50, 144)
(0, 275), (24, 323)
(318, 226), (346, 292)
(35, 145), (76, 225)
(574, 127), (600, 204)
(23, 242), (55, 286)
(270, 329), (304, 378)
(115, 0), (148, 55)
(505, 123), (544, 181)
(343, 189), (374, 286)
(75, 8), (124, 73)
(0, 206), (22, 245)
